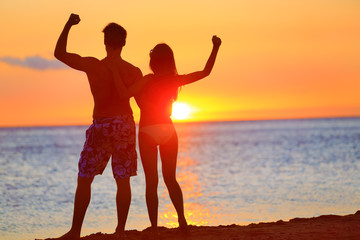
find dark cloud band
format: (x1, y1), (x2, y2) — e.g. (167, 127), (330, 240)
(0, 55), (68, 70)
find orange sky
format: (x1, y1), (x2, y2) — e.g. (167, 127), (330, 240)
(0, 0), (359, 126)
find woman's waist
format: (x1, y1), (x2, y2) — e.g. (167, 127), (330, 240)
(139, 114), (173, 128)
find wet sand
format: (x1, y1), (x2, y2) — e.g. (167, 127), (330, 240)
(75, 210), (360, 240)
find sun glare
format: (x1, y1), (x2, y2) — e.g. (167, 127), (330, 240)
(172, 102), (191, 120)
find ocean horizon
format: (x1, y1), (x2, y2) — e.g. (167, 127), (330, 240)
(1, 117), (359, 240)
(1, 115), (360, 128)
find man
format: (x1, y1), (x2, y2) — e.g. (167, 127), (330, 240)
(53, 13), (142, 239)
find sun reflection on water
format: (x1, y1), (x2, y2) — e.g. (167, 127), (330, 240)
(158, 156), (215, 227)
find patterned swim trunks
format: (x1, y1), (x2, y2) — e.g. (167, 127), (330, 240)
(78, 115), (137, 179)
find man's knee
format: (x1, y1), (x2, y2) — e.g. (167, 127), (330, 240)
(116, 177), (130, 188)
(77, 176), (94, 186)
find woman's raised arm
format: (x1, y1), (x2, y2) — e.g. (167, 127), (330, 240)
(178, 35), (221, 86)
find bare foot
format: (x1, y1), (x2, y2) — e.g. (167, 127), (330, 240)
(178, 219), (189, 233)
(144, 226), (160, 240)
(113, 230), (127, 240)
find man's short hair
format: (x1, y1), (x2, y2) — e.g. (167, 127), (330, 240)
(103, 23), (127, 49)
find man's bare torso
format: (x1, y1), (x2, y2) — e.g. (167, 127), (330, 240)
(87, 58), (141, 119)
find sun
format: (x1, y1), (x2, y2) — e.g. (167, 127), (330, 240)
(171, 102), (191, 120)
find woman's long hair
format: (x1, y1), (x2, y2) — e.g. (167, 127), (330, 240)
(150, 43), (178, 76)
(149, 43), (180, 102)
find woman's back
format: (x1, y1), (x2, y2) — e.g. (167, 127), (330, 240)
(137, 74), (180, 126)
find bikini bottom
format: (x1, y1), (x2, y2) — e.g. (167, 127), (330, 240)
(139, 124), (176, 145)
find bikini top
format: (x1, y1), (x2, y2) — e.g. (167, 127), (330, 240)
(140, 74), (180, 117)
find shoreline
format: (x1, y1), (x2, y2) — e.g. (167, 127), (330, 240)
(58, 210), (360, 240)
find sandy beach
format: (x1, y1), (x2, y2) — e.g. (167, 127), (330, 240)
(45, 210), (360, 240)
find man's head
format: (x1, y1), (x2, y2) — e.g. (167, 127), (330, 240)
(103, 23), (127, 49)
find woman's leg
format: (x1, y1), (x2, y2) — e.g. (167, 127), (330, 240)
(139, 132), (159, 230)
(159, 132), (188, 229)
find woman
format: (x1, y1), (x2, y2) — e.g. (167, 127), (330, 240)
(136, 35), (221, 236)
(106, 35), (221, 237)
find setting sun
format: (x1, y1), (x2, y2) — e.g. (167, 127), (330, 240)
(172, 102), (191, 120)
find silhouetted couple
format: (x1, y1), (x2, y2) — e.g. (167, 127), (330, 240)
(51, 13), (221, 240)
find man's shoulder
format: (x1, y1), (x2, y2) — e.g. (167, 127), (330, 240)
(82, 56), (102, 67)
(121, 60), (143, 83)
(84, 56), (102, 65)
(121, 60), (141, 73)
(83, 57), (108, 75)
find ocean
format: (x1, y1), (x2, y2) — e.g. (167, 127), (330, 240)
(1, 118), (359, 240)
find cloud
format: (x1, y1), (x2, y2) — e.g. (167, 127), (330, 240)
(0, 55), (69, 70)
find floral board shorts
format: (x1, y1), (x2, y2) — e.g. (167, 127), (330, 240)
(78, 115), (137, 179)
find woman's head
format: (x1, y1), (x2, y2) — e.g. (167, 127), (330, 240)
(149, 43), (178, 76)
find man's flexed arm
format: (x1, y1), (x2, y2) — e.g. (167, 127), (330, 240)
(54, 14), (97, 72)
(54, 13), (80, 59)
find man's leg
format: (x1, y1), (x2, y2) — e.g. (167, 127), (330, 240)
(56, 176), (94, 239)
(115, 177), (131, 234)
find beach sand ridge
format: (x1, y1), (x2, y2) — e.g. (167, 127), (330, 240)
(49, 210), (360, 240)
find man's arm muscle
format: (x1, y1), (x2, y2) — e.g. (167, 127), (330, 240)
(54, 14), (99, 72)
